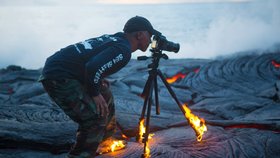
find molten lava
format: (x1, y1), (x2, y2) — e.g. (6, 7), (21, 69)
(272, 60), (280, 68)
(182, 104), (207, 141)
(166, 68), (200, 84)
(194, 68), (200, 73)
(166, 72), (187, 83)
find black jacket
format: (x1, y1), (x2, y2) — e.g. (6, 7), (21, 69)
(41, 32), (131, 96)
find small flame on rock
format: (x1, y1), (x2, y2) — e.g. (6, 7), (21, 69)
(110, 140), (126, 152)
(98, 139), (126, 155)
(182, 104), (207, 141)
(121, 134), (128, 139)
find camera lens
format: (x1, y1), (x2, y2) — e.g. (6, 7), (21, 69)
(164, 41), (180, 53)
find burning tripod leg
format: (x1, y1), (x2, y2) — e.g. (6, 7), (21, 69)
(138, 67), (208, 156)
(157, 70), (207, 142)
(138, 69), (157, 158)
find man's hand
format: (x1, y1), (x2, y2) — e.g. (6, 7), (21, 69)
(102, 79), (110, 88)
(93, 94), (108, 117)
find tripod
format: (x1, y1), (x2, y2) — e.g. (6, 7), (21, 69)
(137, 48), (187, 157)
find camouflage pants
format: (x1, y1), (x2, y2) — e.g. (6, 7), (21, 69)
(41, 79), (116, 158)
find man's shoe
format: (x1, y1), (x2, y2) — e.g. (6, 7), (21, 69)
(96, 137), (127, 155)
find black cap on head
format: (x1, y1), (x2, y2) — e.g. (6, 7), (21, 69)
(123, 16), (160, 35)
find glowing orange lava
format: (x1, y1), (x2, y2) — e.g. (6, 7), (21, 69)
(166, 72), (187, 83)
(272, 60), (280, 68)
(182, 104), (207, 141)
(194, 68), (200, 73)
(166, 68), (200, 84)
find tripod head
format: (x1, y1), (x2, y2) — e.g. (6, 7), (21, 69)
(137, 48), (169, 70)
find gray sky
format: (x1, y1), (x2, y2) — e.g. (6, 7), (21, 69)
(0, 0), (279, 69)
(0, 0), (252, 6)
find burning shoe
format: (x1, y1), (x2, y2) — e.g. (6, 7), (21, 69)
(96, 137), (127, 155)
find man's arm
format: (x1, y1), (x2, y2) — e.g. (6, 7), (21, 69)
(85, 45), (131, 116)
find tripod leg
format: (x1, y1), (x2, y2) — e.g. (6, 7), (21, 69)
(138, 69), (157, 157)
(154, 76), (160, 115)
(140, 73), (153, 99)
(143, 79), (154, 156)
(140, 74), (154, 119)
(157, 70), (186, 113)
(137, 77), (153, 142)
(140, 94), (149, 119)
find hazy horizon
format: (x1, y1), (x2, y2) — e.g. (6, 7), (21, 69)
(0, 0), (253, 6)
(0, 0), (279, 69)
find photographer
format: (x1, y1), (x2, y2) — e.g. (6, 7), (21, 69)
(39, 16), (159, 158)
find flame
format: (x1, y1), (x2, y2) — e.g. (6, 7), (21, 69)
(121, 134), (128, 139)
(139, 119), (146, 143)
(138, 119), (154, 158)
(182, 104), (207, 141)
(98, 139), (126, 155)
(272, 60), (280, 68)
(139, 119), (154, 142)
(143, 134), (154, 158)
(166, 72), (187, 83)
(144, 143), (151, 158)
(110, 140), (126, 152)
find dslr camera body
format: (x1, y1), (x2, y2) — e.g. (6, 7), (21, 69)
(151, 31), (180, 53)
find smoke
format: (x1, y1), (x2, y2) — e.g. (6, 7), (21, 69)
(0, 0), (279, 69)
(0, 6), (124, 69)
(177, 0), (280, 59)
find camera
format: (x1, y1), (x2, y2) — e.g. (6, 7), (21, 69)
(151, 32), (180, 53)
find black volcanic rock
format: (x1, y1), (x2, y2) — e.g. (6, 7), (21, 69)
(0, 52), (280, 158)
